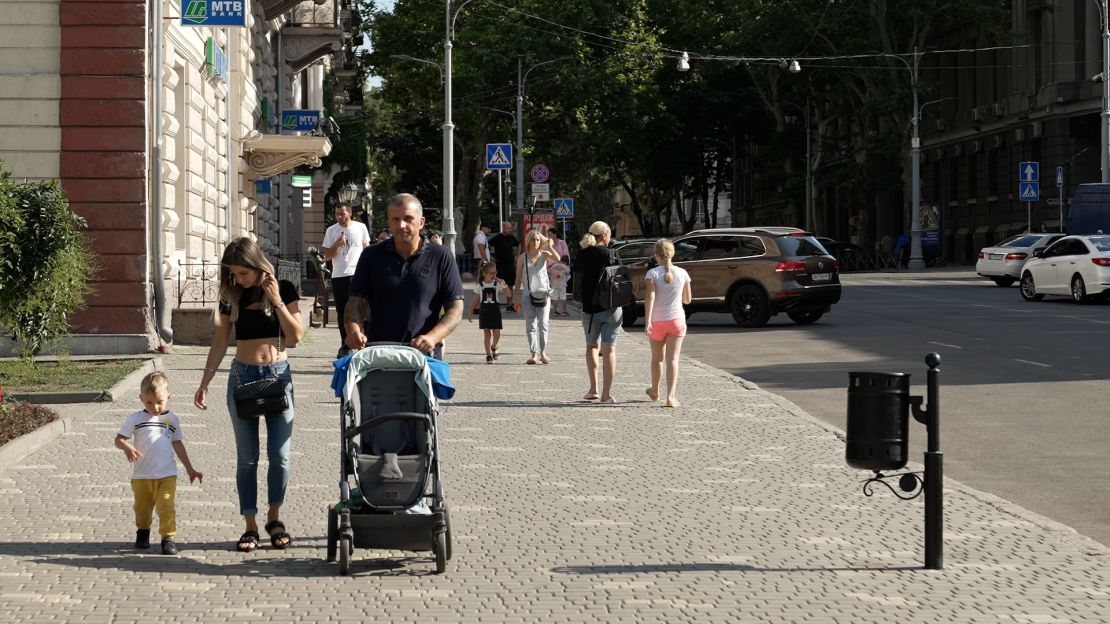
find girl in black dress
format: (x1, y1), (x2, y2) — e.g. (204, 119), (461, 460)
(466, 262), (512, 363)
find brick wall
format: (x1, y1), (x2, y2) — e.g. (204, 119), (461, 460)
(59, 0), (149, 336)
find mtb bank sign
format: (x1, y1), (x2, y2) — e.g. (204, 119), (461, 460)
(182, 0), (247, 27)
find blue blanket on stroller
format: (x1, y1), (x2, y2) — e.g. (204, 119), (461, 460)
(330, 352), (455, 400)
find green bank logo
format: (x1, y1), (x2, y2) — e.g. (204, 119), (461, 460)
(281, 114), (298, 130)
(183, 0), (207, 24)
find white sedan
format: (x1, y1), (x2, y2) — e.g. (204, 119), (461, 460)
(976, 233), (1065, 287)
(1020, 235), (1110, 303)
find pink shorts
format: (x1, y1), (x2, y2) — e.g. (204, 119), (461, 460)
(648, 318), (687, 341)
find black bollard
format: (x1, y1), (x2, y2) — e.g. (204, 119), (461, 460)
(922, 353), (942, 570)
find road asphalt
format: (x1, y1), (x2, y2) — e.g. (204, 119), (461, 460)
(1, 295), (1108, 623)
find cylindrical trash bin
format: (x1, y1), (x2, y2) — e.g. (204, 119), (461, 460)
(845, 372), (910, 471)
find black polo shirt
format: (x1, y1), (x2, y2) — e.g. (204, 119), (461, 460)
(349, 238), (464, 343)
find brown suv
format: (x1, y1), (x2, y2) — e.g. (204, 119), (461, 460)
(622, 227), (841, 328)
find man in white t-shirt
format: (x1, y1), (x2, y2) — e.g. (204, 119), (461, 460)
(323, 203), (371, 357)
(473, 223), (492, 265)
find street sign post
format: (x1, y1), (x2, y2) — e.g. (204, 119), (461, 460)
(1057, 166), (1065, 232)
(554, 198), (574, 219)
(1019, 162), (1039, 233)
(486, 143), (512, 170)
(529, 164), (550, 183)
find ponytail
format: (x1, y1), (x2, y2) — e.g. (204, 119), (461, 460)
(655, 239), (676, 284)
(580, 221), (610, 248)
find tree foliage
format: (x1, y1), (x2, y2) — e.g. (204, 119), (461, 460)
(0, 163), (98, 360)
(362, 0), (1010, 240)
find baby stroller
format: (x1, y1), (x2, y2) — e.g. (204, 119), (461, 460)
(327, 345), (452, 574)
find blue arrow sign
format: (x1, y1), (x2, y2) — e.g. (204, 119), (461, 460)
(554, 198), (574, 219)
(1019, 161), (1039, 182)
(486, 143), (512, 170)
(1020, 181), (1040, 201)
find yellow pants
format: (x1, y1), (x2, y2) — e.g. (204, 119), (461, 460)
(131, 476), (176, 538)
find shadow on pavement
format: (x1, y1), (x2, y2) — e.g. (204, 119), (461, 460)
(551, 563), (921, 574)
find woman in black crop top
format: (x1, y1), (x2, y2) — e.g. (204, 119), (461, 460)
(193, 238), (304, 553)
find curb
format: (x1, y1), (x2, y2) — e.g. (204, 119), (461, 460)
(0, 356), (162, 474)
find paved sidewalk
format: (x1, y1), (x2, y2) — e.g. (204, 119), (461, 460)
(1, 310), (1108, 623)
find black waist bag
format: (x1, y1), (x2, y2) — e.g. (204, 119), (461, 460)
(234, 378), (288, 418)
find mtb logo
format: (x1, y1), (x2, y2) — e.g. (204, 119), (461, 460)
(183, 0), (206, 23)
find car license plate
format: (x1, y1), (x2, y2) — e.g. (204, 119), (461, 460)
(811, 272), (831, 282)
(989, 253), (1003, 260)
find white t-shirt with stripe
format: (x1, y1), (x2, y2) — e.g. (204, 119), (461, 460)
(117, 410), (183, 479)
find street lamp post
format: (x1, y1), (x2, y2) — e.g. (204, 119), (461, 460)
(899, 48), (927, 271)
(1097, 0), (1110, 182)
(780, 100), (813, 232)
(515, 57), (570, 215)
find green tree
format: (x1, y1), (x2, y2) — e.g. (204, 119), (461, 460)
(0, 164), (98, 360)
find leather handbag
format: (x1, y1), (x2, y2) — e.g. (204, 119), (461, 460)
(233, 378), (288, 418)
(233, 324), (289, 419)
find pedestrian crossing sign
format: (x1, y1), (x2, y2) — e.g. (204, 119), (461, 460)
(486, 143), (512, 170)
(1019, 181), (1040, 201)
(554, 198), (574, 219)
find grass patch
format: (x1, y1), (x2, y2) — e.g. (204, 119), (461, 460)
(0, 359), (144, 394)
(0, 402), (59, 446)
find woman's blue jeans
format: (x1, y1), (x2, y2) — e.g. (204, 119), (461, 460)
(227, 360), (294, 516)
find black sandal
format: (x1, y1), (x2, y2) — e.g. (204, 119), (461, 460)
(236, 530), (260, 552)
(264, 520), (292, 549)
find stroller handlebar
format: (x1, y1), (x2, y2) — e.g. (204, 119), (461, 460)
(346, 412), (432, 441)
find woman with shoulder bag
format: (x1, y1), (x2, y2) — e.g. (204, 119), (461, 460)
(513, 229), (559, 364)
(193, 237), (305, 553)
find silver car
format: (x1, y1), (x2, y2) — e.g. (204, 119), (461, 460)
(976, 233), (1065, 287)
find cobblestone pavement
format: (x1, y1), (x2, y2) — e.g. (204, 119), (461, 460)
(2, 311), (1109, 623)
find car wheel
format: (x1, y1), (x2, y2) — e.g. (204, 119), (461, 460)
(1071, 275), (1089, 304)
(991, 277), (1015, 287)
(729, 285), (770, 327)
(787, 310), (824, 324)
(1020, 272), (1044, 301)
(620, 304), (639, 328)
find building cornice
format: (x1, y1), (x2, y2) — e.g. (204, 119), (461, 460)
(242, 134), (331, 178)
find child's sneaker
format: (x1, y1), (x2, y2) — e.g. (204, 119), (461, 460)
(485, 354), (494, 364)
(161, 537), (178, 555)
(135, 529), (150, 549)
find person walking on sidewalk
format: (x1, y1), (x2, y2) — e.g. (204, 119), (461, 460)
(344, 193), (464, 355)
(488, 221), (520, 311)
(643, 239), (692, 408)
(473, 222), (492, 264)
(322, 203), (371, 359)
(193, 237), (304, 553)
(513, 230), (559, 364)
(577, 221), (622, 403)
(115, 371), (203, 555)
(467, 261), (512, 363)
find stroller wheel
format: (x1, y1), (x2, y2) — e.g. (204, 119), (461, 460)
(338, 535), (352, 575)
(444, 504), (453, 561)
(326, 507), (338, 563)
(434, 531), (447, 574)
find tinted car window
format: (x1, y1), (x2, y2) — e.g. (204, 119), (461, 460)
(737, 236), (766, 257)
(776, 235), (829, 257)
(673, 241), (698, 261)
(698, 236), (744, 259)
(1002, 235), (1044, 248)
(1068, 239), (1092, 255)
(1043, 240), (1069, 257)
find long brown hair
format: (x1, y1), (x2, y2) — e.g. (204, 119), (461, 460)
(218, 237), (277, 322)
(655, 239), (675, 284)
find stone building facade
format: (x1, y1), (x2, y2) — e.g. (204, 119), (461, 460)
(0, 0), (349, 354)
